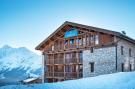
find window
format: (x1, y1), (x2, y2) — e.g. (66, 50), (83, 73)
(89, 62), (94, 72)
(65, 66), (72, 72)
(72, 65), (76, 72)
(121, 63), (124, 72)
(90, 47), (94, 53)
(86, 36), (89, 45)
(95, 35), (99, 45)
(76, 39), (78, 45)
(64, 40), (68, 45)
(72, 52), (76, 63)
(78, 38), (82, 45)
(79, 51), (83, 62)
(79, 65), (83, 72)
(90, 35), (95, 44)
(65, 53), (72, 63)
(121, 46), (124, 55)
(83, 37), (86, 46)
(70, 39), (74, 45)
(52, 45), (54, 51)
(130, 64), (132, 71)
(129, 48), (131, 57)
(54, 65), (63, 72)
(47, 65), (53, 72)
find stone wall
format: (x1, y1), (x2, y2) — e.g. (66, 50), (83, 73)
(116, 38), (135, 72)
(83, 46), (116, 78)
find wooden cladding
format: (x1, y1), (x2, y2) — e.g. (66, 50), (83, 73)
(44, 31), (114, 52)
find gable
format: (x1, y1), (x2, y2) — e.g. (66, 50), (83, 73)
(36, 21), (135, 50)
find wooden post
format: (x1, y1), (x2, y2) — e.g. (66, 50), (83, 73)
(42, 52), (47, 83)
(76, 51), (79, 78)
(64, 52), (66, 79)
(85, 34), (87, 47)
(53, 53), (54, 79)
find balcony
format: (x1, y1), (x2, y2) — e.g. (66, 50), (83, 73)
(54, 58), (64, 64)
(54, 72), (64, 78)
(45, 72), (83, 79)
(65, 45), (77, 49)
(46, 59), (54, 64)
(65, 58), (80, 64)
(65, 72), (77, 78)
(45, 72), (53, 78)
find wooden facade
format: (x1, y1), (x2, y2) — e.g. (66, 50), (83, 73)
(36, 21), (135, 83)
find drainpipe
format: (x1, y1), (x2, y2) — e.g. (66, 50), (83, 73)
(115, 37), (121, 72)
(42, 52), (45, 83)
(115, 44), (118, 71)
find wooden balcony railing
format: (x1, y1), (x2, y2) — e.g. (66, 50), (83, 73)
(54, 58), (64, 64)
(46, 58), (82, 64)
(45, 72), (53, 77)
(65, 58), (77, 64)
(54, 46), (64, 51)
(46, 59), (54, 64)
(65, 72), (77, 78)
(54, 72), (64, 77)
(45, 72), (83, 79)
(65, 45), (77, 49)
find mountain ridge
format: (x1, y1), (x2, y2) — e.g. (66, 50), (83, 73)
(0, 45), (42, 86)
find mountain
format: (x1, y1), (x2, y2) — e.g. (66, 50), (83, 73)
(0, 45), (42, 86)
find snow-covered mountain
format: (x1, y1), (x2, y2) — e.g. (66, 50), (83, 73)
(0, 45), (42, 86)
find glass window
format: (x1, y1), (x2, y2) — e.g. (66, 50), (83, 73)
(78, 38), (82, 45)
(90, 47), (94, 53)
(90, 35), (95, 44)
(52, 45), (54, 51)
(129, 48), (131, 57)
(65, 66), (72, 72)
(95, 35), (99, 45)
(89, 62), (94, 72)
(79, 65), (83, 72)
(86, 36), (89, 45)
(121, 46), (124, 55)
(64, 40), (68, 45)
(70, 39), (74, 45)
(83, 37), (86, 45)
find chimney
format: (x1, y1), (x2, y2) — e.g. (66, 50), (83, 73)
(121, 31), (126, 35)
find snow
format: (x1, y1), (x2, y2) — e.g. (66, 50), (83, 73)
(1, 71), (135, 89)
(0, 45), (42, 84)
(0, 45), (41, 71)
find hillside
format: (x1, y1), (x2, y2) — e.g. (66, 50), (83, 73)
(1, 71), (135, 89)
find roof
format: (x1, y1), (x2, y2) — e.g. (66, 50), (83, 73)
(23, 78), (38, 83)
(35, 21), (135, 50)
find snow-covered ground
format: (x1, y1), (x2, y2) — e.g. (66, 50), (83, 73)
(1, 71), (135, 89)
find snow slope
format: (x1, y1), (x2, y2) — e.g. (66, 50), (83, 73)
(0, 45), (42, 86)
(1, 71), (135, 89)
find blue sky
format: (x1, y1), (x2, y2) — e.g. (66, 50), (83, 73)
(0, 0), (135, 54)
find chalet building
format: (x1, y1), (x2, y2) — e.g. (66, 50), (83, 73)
(36, 21), (135, 83)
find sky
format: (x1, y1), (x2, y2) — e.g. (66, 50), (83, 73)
(0, 0), (135, 54)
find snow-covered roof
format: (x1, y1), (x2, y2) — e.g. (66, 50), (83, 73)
(23, 78), (38, 83)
